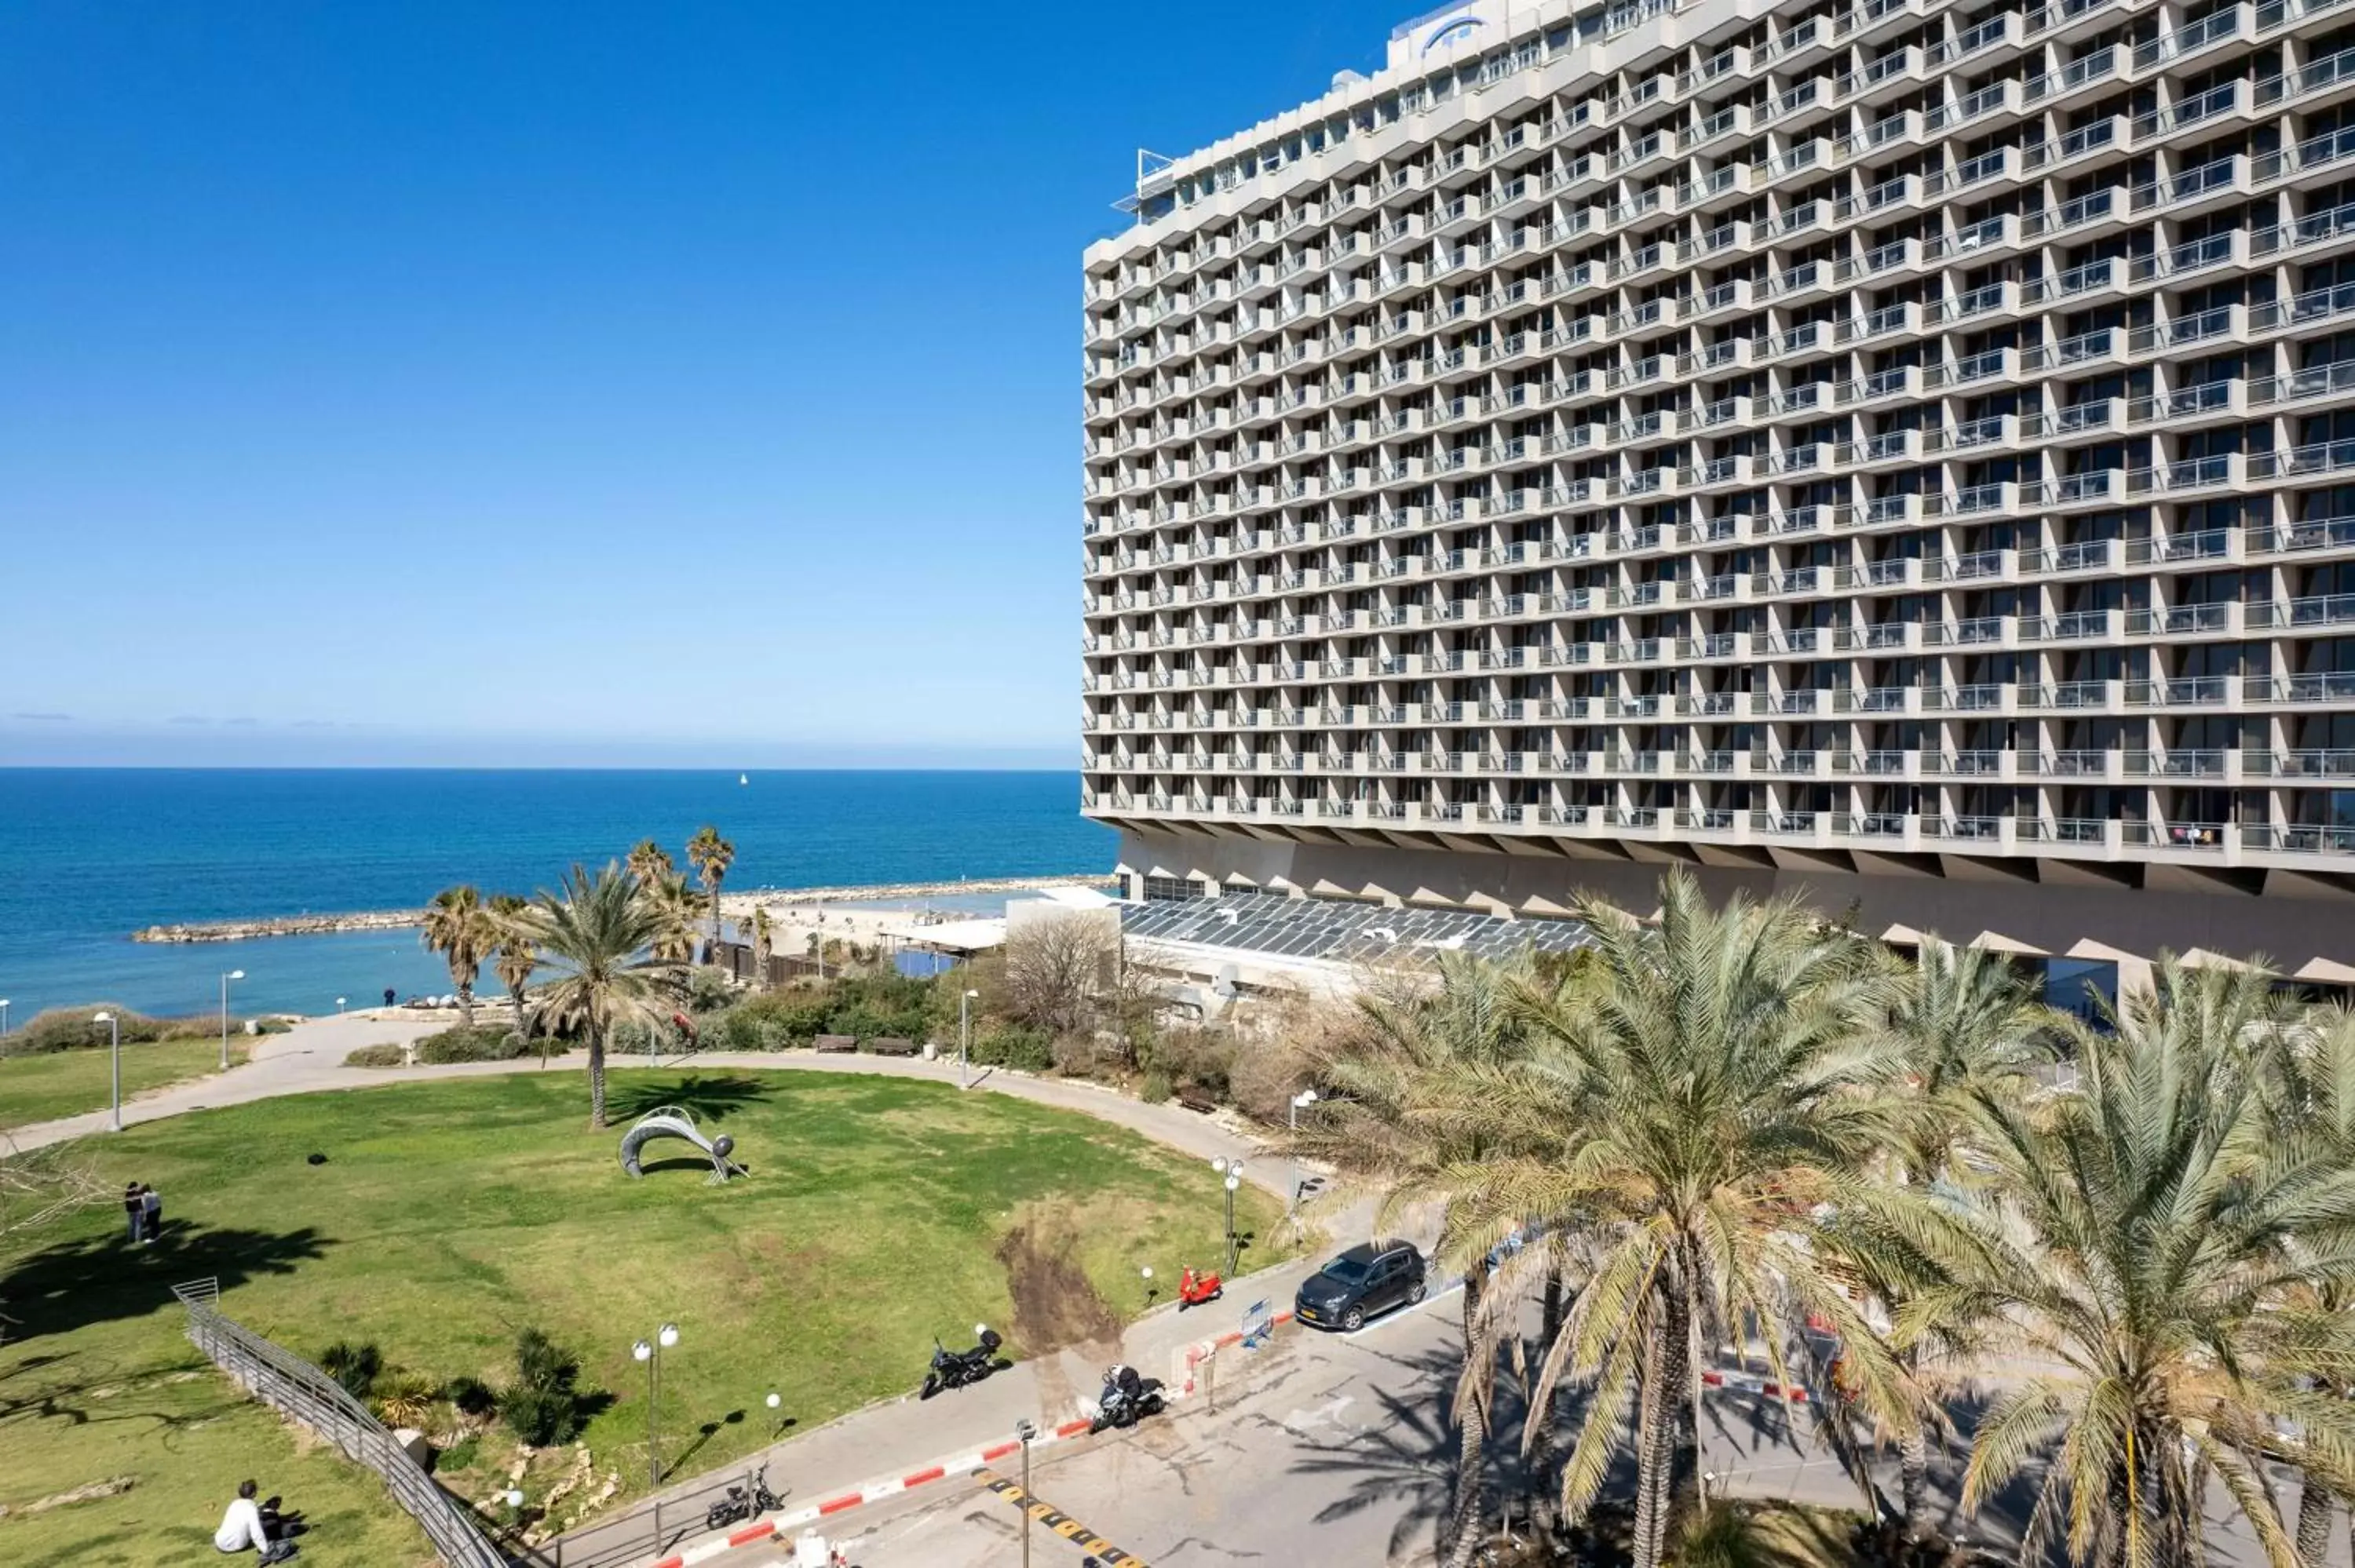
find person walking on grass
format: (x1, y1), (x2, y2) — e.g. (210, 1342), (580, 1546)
(123, 1182), (143, 1244)
(139, 1183), (162, 1245)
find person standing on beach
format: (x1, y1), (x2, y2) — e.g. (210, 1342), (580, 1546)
(124, 1182), (144, 1244)
(140, 1183), (162, 1245)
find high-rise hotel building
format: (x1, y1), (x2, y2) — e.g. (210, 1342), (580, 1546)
(1080, 0), (2355, 995)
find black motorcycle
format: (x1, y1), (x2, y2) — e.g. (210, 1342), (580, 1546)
(1087, 1362), (1165, 1434)
(705, 1463), (785, 1532)
(919, 1325), (1004, 1398)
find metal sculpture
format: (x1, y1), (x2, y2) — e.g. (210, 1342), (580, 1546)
(619, 1105), (745, 1184)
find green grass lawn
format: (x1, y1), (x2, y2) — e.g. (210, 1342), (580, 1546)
(0, 1039), (232, 1132)
(0, 1067), (1284, 1566)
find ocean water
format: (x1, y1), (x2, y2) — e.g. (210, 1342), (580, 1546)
(0, 770), (1114, 1023)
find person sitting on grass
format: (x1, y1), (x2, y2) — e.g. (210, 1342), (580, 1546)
(214, 1479), (298, 1562)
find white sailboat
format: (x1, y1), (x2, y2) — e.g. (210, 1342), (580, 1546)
(739, 773), (749, 786)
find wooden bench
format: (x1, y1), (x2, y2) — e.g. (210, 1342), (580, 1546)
(866, 1036), (919, 1057)
(813, 1034), (857, 1054)
(1175, 1086), (1220, 1115)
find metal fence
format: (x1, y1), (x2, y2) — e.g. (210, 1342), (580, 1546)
(507, 1464), (782, 1568)
(173, 1278), (509, 1568)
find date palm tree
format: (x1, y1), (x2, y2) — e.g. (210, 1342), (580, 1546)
(513, 863), (679, 1129)
(420, 884), (498, 1029)
(489, 894), (542, 1062)
(1865, 935), (2057, 1541)
(747, 903), (773, 990)
(1938, 960), (2355, 1568)
(685, 826), (735, 961)
(1299, 950), (1534, 1568)
(642, 872), (700, 966)
(2256, 1002), (2355, 1568)
(1466, 869), (1920, 1568)
(626, 838), (675, 892)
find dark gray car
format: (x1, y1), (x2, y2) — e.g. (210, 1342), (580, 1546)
(1294, 1239), (1427, 1331)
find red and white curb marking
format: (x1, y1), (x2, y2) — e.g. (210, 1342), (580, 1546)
(643, 1414), (1093, 1566)
(650, 1311), (1306, 1566)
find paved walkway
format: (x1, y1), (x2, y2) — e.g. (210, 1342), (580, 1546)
(8, 1016), (1304, 1203)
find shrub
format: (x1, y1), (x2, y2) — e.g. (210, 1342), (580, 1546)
(436, 1433), (482, 1472)
(685, 966), (736, 1014)
(413, 1025), (528, 1064)
(969, 1027), (1053, 1073)
(1050, 1034), (1105, 1076)
(503, 1328), (586, 1447)
(8, 1005), (199, 1056)
(1226, 1029), (1323, 1125)
(319, 1340), (383, 1399)
(343, 1043), (407, 1068)
(373, 1369), (440, 1429)
(1140, 1070), (1173, 1105)
(1156, 1027), (1237, 1100)
(445, 1375), (500, 1422)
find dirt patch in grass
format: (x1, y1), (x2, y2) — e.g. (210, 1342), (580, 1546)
(995, 1200), (1121, 1356)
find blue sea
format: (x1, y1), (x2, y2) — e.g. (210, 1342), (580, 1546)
(0, 770), (1114, 1023)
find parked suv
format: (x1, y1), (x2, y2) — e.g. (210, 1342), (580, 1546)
(1294, 1239), (1427, 1332)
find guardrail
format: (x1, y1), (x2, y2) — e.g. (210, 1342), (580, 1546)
(172, 1278), (509, 1568)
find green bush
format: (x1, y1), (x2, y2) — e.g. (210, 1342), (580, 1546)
(969, 1027), (1053, 1074)
(1157, 1027), (1237, 1100)
(436, 1433), (482, 1472)
(343, 1043), (407, 1068)
(685, 966), (737, 1014)
(319, 1340), (383, 1399)
(413, 1026), (528, 1064)
(1140, 1070), (1173, 1104)
(503, 1328), (586, 1447)
(445, 1375), (500, 1421)
(8, 1005), (206, 1056)
(251, 1016), (294, 1036)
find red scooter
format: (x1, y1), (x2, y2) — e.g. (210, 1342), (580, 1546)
(1177, 1265), (1224, 1310)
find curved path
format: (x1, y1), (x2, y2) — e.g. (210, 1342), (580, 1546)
(5, 1013), (1294, 1197)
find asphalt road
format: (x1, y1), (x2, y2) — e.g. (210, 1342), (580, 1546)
(752, 1285), (2324, 1568)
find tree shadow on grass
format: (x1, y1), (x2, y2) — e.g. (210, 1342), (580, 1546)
(604, 1075), (773, 1125)
(0, 1223), (331, 1346)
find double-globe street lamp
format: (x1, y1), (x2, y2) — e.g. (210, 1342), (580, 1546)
(92, 1011), (122, 1131)
(1288, 1088), (1320, 1234)
(630, 1322), (680, 1486)
(1210, 1156), (1244, 1276)
(219, 968), (245, 1070)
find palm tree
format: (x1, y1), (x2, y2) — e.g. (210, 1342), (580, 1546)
(2256, 1002), (2355, 1568)
(1939, 959), (2355, 1568)
(513, 863), (680, 1129)
(1864, 935), (2057, 1541)
(1462, 869), (1920, 1568)
(420, 885), (498, 1029)
(626, 837), (674, 889)
(489, 894), (542, 1062)
(747, 903), (773, 990)
(1294, 950), (1535, 1568)
(685, 826), (735, 961)
(642, 872), (701, 966)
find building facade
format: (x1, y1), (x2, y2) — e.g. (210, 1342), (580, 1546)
(1081, 0), (2355, 993)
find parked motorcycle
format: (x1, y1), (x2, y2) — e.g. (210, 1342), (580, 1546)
(1087, 1362), (1166, 1434)
(706, 1463), (786, 1532)
(919, 1324), (1004, 1398)
(1176, 1264), (1223, 1310)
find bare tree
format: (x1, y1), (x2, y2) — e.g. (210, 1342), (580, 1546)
(0, 1136), (106, 1249)
(1001, 913), (1119, 1040)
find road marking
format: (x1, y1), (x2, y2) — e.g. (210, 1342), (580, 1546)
(973, 1468), (1152, 1568)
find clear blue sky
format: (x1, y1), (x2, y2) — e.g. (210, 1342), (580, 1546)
(0, 0), (1397, 768)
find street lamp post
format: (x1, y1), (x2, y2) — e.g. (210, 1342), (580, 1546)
(335, 996), (346, 1016)
(219, 969), (245, 1070)
(1014, 1418), (1039, 1568)
(1, 998), (11, 1037)
(1288, 1089), (1319, 1234)
(630, 1322), (679, 1486)
(765, 1391), (784, 1441)
(93, 1012), (122, 1131)
(958, 988), (979, 1088)
(1210, 1157), (1244, 1276)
